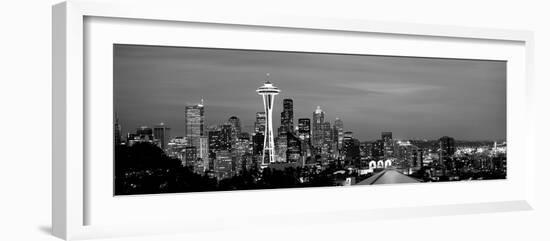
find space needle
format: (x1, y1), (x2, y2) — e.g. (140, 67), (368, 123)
(256, 73), (280, 166)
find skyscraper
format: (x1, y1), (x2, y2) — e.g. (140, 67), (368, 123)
(334, 118), (344, 151)
(184, 146), (197, 167)
(281, 98), (294, 133)
(275, 135), (287, 162)
(286, 132), (301, 162)
(254, 112), (266, 134)
(252, 132), (264, 155)
(207, 124), (231, 152)
(219, 124), (232, 150)
(322, 121), (332, 154)
(199, 136), (209, 169)
(233, 135), (250, 157)
(185, 100), (205, 148)
(227, 116), (241, 143)
(256, 74), (280, 165)
(342, 131), (360, 162)
(312, 106), (325, 151)
(298, 118), (311, 140)
(359, 142), (370, 158)
(214, 150), (233, 180)
(332, 125), (339, 150)
(298, 118), (311, 156)
(381, 131), (393, 157)
(153, 122), (171, 150)
(233, 135), (251, 173)
(208, 130), (223, 152)
(372, 139), (384, 157)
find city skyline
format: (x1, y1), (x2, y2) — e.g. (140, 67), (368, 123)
(114, 44), (507, 195)
(114, 44), (506, 141)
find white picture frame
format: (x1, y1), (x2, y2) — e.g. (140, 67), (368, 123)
(52, 0), (535, 240)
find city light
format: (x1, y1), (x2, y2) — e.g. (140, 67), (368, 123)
(115, 77), (507, 195)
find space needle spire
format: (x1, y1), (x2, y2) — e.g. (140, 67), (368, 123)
(256, 73), (280, 166)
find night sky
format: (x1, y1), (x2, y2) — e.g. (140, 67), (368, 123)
(114, 44), (506, 141)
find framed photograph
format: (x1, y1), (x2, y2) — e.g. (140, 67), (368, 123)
(53, 0), (535, 240)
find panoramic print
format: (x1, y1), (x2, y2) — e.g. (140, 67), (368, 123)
(113, 44), (506, 195)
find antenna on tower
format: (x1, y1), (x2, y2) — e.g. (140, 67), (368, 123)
(265, 73), (271, 83)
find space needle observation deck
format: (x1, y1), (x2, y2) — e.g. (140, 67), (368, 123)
(256, 73), (280, 166)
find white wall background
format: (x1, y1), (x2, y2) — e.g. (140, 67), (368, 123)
(0, 0), (548, 240)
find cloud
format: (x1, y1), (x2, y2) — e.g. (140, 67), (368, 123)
(114, 44), (506, 141)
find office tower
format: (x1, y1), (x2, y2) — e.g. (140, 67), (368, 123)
(219, 124), (232, 150)
(228, 116), (242, 142)
(214, 150), (233, 180)
(395, 141), (411, 160)
(233, 136), (250, 173)
(281, 98), (294, 133)
(153, 122), (171, 150)
(254, 112), (266, 134)
(334, 118), (344, 150)
(312, 106), (325, 151)
(185, 100), (205, 148)
(234, 135), (250, 157)
(208, 125), (230, 153)
(342, 131), (360, 162)
(297, 118), (311, 143)
(322, 121), (332, 154)
(256, 75), (280, 165)
(298, 118), (311, 156)
(277, 125), (286, 137)
(165, 136), (186, 161)
(332, 125), (339, 150)
(208, 130), (222, 152)
(381, 131), (394, 157)
(184, 146), (197, 167)
(252, 132), (264, 155)
(372, 139), (384, 157)
(439, 136), (456, 163)
(286, 132), (302, 162)
(199, 136), (209, 171)
(275, 135), (287, 162)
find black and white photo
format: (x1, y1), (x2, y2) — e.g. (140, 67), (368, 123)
(113, 44), (506, 195)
